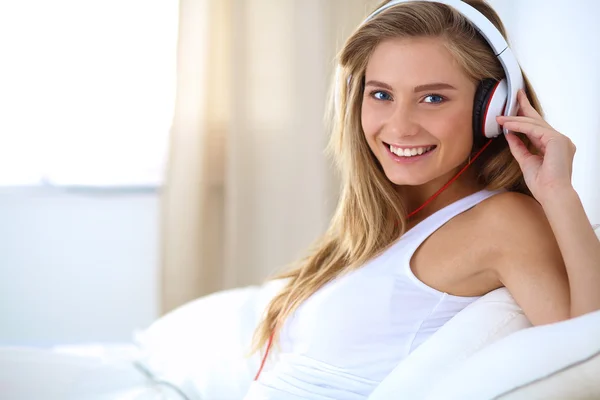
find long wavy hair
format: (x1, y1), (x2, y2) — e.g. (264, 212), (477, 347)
(250, 0), (543, 356)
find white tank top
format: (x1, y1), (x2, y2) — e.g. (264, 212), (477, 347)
(245, 189), (504, 400)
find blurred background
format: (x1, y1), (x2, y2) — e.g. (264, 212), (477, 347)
(0, 0), (598, 347)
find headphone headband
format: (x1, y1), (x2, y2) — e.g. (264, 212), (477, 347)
(359, 0), (524, 135)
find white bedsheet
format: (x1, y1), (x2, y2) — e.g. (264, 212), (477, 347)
(0, 344), (190, 400)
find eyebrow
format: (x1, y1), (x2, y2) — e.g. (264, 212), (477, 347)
(364, 80), (457, 92)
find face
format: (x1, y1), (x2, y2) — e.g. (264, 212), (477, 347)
(361, 36), (478, 189)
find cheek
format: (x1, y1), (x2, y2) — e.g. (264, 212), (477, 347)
(361, 105), (374, 137)
(435, 112), (469, 139)
(361, 102), (383, 143)
(431, 105), (474, 147)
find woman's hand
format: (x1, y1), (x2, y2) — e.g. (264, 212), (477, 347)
(496, 89), (577, 205)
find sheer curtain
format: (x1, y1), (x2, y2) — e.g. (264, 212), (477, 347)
(161, 0), (379, 313)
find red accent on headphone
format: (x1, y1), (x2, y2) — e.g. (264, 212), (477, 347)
(481, 82), (501, 137)
(253, 138), (494, 381)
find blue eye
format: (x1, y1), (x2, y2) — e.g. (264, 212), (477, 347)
(423, 94), (445, 104)
(371, 90), (392, 101)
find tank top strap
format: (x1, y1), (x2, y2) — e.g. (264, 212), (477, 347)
(401, 188), (506, 245)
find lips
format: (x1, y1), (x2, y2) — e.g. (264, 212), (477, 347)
(384, 142), (437, 158)
(384, 142), (437, 163)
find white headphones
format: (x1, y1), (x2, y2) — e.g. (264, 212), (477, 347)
(346, 0), (524, 138)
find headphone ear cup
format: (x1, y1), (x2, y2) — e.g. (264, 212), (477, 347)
(473, 79), (498, 143)
(473, 78), (508, 140)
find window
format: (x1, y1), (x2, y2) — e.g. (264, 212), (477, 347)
(0, 0), (179, 187)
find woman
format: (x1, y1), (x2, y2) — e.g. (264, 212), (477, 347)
(244, 0), (600, 398)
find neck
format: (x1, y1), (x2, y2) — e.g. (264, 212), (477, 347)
(399, 167), (485, 226)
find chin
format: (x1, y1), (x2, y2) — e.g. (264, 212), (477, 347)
(383, 169), (431, 187)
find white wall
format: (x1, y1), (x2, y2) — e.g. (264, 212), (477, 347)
(0, 189), (159, 346)
(489, 0), (600, 223)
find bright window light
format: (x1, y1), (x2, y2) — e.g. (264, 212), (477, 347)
(0, 0), (179, 186)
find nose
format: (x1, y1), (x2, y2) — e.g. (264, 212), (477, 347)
(385, 101), (419, 138)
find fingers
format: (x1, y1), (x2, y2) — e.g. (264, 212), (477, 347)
(497, 116), (573, 154)
(522, 133), (546, 156)
(503, 120), (551, 155)
(496, 91), (576, 160)
(515, 89), (542, 120)
(498, 119), (548, 141)
(496, 89), (548, 130)
(506, 132), (542, 173)
(497, 115), (548, 129)
(505, 131), (530, 160)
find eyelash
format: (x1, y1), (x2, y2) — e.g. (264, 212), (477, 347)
(369, 90), (447, 104)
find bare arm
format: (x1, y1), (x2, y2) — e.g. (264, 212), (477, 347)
(490, 189), (600, 325)
(539, 187), (600, 317)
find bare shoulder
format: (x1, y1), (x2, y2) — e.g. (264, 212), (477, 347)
(469, 190), (570, 325)
(472, 190), (556, 248)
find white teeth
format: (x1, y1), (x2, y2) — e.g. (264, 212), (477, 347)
(389, 145), (434, 157)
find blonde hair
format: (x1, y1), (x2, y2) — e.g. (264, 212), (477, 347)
(250, 0), (542, 356)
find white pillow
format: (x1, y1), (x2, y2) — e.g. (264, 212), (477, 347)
(134, 279), (286, 400)
(496, 351), (600, 399)
(368, 287), (531, 399)
(424, 309), (600, 400)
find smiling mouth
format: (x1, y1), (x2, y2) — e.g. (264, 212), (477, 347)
(384, 142), (437, 158)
